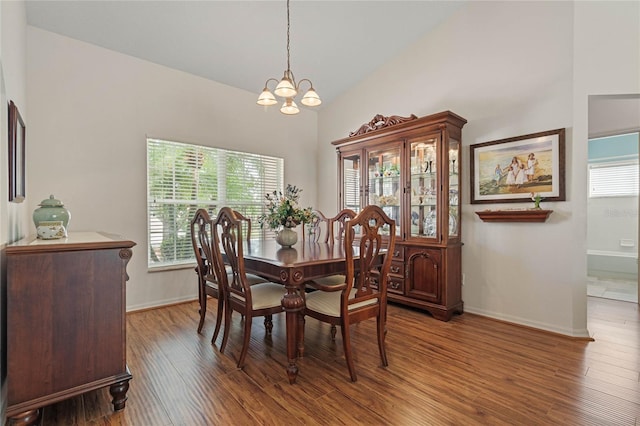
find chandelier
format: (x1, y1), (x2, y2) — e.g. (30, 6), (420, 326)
(256, 0), (321, 115)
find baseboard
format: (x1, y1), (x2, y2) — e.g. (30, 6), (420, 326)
(126, 296), (198, 313)
(464, 306), (593, 340)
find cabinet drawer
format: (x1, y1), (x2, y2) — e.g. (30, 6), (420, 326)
(391, 246), (404, 260)
(387, 276), (404, 294)
(389, 261), (404, 276)
(369, 272), (404, 294)
(370, 274), (404, 294)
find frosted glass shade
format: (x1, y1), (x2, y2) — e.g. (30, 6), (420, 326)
(280, 99), (300, 115)
(257, 88), (277, 106)
(274, 77), (297, 98)
(301, 88), (322, 107)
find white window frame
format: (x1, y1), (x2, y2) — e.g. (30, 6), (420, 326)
(147, 138), (284, 270)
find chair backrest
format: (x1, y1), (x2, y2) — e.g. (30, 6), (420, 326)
(342, 205), (396, 315)
(233, 210), (253, 242)
(190, 209), (214, 282)
(211, 207), (252, 305)
(303, 210), (329, 243)
(329, 208), (357, 242)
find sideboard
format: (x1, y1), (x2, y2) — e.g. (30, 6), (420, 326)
(5, 232), (135, 425)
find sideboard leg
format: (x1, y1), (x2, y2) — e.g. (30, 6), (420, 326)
(109, 379), (130, 411)
(8, 408), (41, 426)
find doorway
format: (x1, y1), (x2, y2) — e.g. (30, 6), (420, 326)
(586, 132), (638, 302)
(587, 94), (640, 304)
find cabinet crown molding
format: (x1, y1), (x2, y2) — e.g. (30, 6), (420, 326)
(349, 114), (418, 137)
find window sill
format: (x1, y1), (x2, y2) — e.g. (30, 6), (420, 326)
(148, 262), (195, 273)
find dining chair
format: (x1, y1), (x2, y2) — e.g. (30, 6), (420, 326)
(191, 209), (268, 338)
(232, 210), (270, 286)
(303, 205), (396, 382)
(211, 207), (286, 369)
(307, 209), (358, 290)
(190, 209), (224, 341)
(328, 208), (358, 243)
(305, 209), (358, 339)
(302, 209), (329, 243)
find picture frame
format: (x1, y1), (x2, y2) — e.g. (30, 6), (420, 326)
(8, 100), (25, 203)
(470, 128), (565, 204)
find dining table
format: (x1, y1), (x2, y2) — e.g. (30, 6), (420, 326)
(242, 238), (352, 384)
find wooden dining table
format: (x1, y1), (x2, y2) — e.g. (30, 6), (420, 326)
(242, 238), (352, 384)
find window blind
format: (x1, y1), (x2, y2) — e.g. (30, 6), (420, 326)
(589, 161), (639, 198)
(342, 155), (361, 212)
(147, 139), (284, 269)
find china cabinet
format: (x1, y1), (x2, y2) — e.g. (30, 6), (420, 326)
(333, 111), (466, 320)
(5, 232), (135, 425)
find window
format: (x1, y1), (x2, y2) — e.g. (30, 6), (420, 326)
(589, 160), (639, 198)
(342, 154), (361, 212)
(147, 139), (283, 269)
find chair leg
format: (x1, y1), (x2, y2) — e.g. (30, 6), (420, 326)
(237, 315), (253, 368)
(211, 295), (224, 344)
(219, 299), (232, 352)
(377, 314), (388, 367)
(264, 314), (273, 334)
(330, 325), (337, 341)
(340, 321), (357, 382)
(197, 281), (207, 334)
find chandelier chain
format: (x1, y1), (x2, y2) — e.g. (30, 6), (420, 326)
(286, 0), (291, 72)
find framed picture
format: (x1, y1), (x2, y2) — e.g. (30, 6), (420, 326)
(470, 128), (565, 204)
(8, 100), (25, 203)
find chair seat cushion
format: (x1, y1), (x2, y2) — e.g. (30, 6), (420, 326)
(224, 266), (268, 286)
(245, 273), (269, 285)
(305, 288), (377, 317)
(310, 274), (346, 287)
(204, 280), (218, 291)
(229, 282), (285, 310)
(208, 273), (267, 289)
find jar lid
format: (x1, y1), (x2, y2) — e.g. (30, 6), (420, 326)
(39, 194), (64, 207)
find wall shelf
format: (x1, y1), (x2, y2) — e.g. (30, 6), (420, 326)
(475, 209), (553, 223)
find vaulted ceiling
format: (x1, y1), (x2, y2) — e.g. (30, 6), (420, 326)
(26, 1), (466, 106)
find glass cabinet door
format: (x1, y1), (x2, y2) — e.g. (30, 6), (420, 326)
(448, 138), (460, 238)
(341, 151), (362, 213)
(409, 137), (439, 240)
(367, 145), (401, 236)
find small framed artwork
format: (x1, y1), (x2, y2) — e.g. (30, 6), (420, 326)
(470, 128), (565, 204)
(8, 100), (25, 203)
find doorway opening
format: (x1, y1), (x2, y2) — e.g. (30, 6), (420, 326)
(587, 132), (638, 302)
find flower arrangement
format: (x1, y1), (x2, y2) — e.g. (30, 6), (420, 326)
(530, 192), (544, 209)
(258, 184), (315, 230)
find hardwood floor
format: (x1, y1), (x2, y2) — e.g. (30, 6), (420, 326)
(28, 297), (639, 425)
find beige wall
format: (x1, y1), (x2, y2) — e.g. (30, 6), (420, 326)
(1, 0), (28, 244)
(16, 1), (640, 336)
(0, 0), (28, 421)
(26, 27), (318, 310)
(318, 1), (639, 337)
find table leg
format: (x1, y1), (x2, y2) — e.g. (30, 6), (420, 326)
(297, 311), (305, 357)
(282, 285), (304, 384)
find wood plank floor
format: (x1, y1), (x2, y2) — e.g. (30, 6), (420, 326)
(29, 297), (639, 425)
